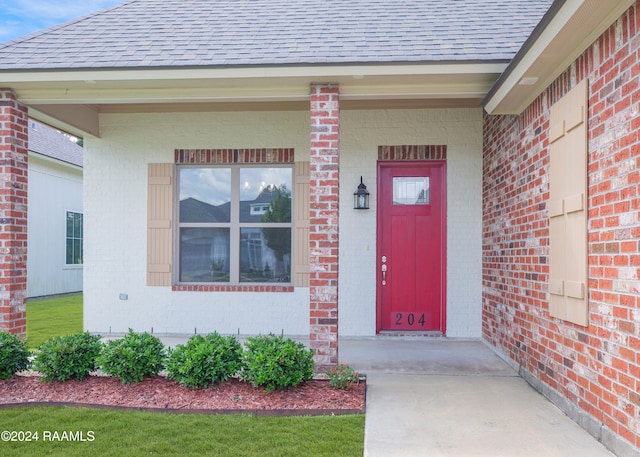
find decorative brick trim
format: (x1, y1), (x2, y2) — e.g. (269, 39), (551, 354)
(172, 285), (294, 293)
(378, 145), (447, 161)
(309, 83), (340, 371)
(175, 148), (294, 164)
(0, 89), (28, 337)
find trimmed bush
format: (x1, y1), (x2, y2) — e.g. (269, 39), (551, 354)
(166, 332), (244, 389)
(0, 332), (30, 379)
(241, 334), (314, 391)
(98, 329), (166, 384)
(32, 332), (102, 382)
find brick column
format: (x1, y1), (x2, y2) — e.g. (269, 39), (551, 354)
(309, 83), (339, 370)
(0, 89), (28, 336)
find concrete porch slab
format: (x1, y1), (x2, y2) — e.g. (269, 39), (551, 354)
(338, 337), (615, 457)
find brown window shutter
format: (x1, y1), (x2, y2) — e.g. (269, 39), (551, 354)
(147, 163), (174, 286)
(548, 79), (588, 326)
(294, 161), (310, 287)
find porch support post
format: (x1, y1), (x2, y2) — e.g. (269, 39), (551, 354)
(0, 89), (28, 336)
(309, 83), (340, 370)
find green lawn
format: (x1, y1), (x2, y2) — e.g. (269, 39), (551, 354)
(19, 294), (365, 456)
(0, 406), (365, 456)
(26, 294), (83, 348)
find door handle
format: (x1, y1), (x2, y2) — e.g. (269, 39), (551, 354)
(381, 264), (387, 285)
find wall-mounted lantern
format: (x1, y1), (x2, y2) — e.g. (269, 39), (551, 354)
(353, 176), (370, 210)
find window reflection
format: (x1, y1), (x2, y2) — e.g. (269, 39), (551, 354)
(240, 228), (291, 282)
(393, 177), (430, 205)
(179, 228), (230, 282)
(240, 168), (291, 223)
(179, 168), (231, 223)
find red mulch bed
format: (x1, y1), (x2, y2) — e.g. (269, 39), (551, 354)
(0, 375), (365, 416)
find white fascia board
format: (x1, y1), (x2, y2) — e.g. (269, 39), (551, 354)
(29, 150), (83, 172)
(0, 62), (507, 84)
(485, 0), (636, 114)
(3, 62), (507, 105)
(484, 0), (583, 114)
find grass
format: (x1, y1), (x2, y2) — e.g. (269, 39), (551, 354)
(0, 406), (365, 457)
(26, 294), (83, 348)
(18, 293), (365, 456)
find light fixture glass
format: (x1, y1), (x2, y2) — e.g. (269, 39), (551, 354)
(353, 176), (370, 210)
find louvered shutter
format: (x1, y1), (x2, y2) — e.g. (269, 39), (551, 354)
(294, 161), (310, 287)
(147, 163), (174, 286)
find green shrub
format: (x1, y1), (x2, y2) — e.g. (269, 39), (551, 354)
(0, 332), (30, 379)
(98, 329), (166, 384)
(166, 332), (244, 389)
(32, 332), (102, 382)
(241, 334), (314, 391)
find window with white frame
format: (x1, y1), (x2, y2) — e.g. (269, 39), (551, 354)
(66, 211), (83, 265)
(177, 165), (292, 284)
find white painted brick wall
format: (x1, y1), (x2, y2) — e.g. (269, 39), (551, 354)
(84, 108), (482, 338)
(339, 108), (483, 337)
(84, 111), (310, 336)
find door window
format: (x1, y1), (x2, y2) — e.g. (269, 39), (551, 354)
(393, 177), (430, 205)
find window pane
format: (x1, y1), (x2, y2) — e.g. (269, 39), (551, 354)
(180, 228), (230, 282)
(72, 239), (82, 264)
(66, 212), (83, 265)
(74, 213), (83, 238)
(179, 168), (231, 222)
(240, 168), (292, 223)
(66, 212), (74, 237)
(66, 240), (73, 265)
(393, 177), (430, 205)
(240, 228), (291, 282)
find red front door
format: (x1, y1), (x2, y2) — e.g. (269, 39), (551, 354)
(377, 162), (446, 332)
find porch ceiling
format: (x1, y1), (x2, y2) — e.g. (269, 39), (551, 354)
(3, 62), (505, 138)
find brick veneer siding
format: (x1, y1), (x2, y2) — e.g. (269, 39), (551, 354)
(309, 84), (340, 370)
(483, 5), (640, 452)
(0, 89), (28, 336)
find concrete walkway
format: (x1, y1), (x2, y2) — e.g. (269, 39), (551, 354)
(339, 337), (615, 457)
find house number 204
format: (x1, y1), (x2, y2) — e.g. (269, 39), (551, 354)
(394, 312), (425, 326)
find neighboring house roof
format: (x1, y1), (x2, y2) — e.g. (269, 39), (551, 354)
(180, 197), (230, 223)
(0, 0), (553, 70)
(29, 120), (83, 168)
(180, 187), (287, 224)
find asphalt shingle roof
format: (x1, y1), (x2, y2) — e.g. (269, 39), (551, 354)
(0, 0), (553, 71)
(29, 121), (83, 168)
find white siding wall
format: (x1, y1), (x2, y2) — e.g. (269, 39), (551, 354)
(27, 154), (83, 297)
(84, 108), (483, 337)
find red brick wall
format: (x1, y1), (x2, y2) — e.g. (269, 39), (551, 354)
(0, 89), (28, 336)
(309, 84), (340, 370)
(483, 4), (640, 449)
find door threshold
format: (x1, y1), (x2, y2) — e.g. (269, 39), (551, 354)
(378, 331), (445, 337)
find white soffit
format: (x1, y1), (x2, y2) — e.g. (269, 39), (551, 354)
(484, 0), (636, 115)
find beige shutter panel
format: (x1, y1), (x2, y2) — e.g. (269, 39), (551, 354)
(548, 79), (588, 326)
(294, 161), (310, 287)
(147, 163), (174, 286)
